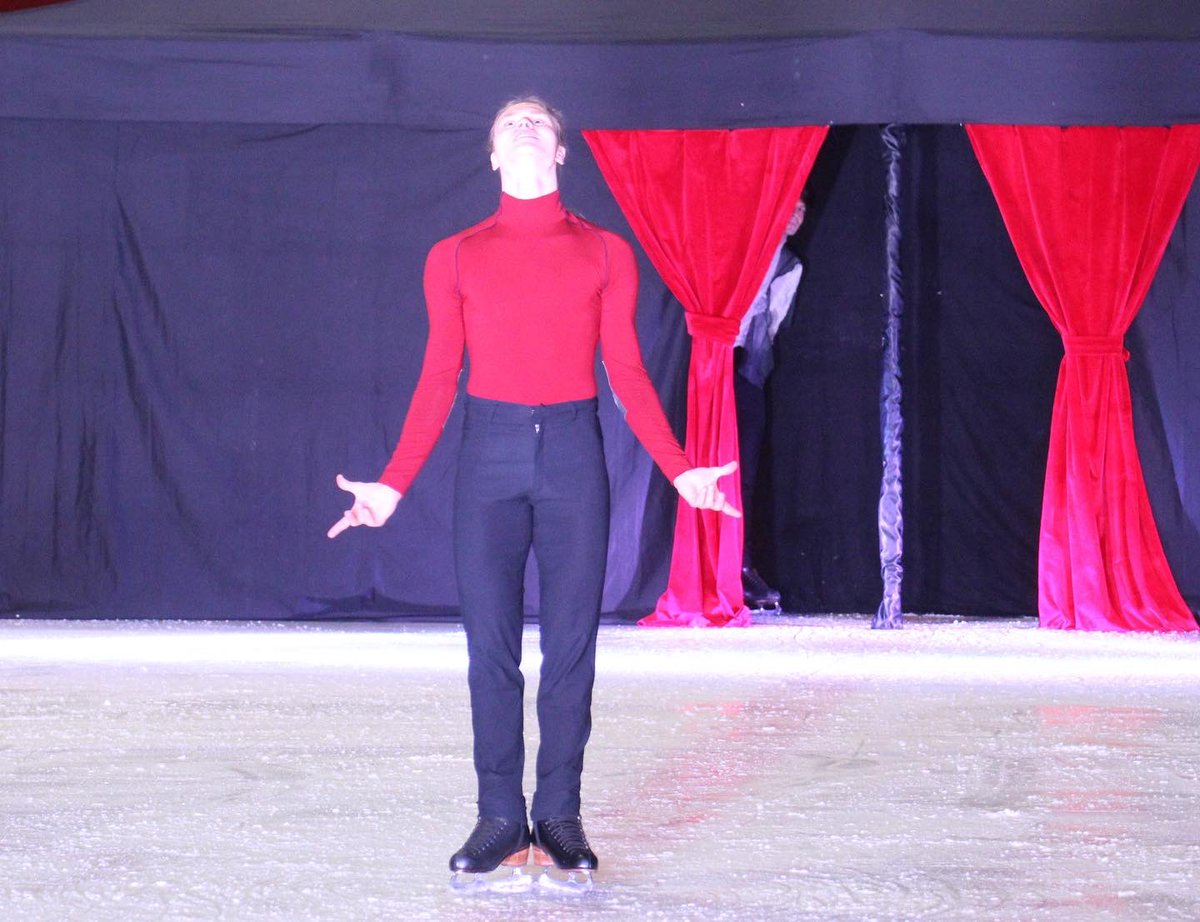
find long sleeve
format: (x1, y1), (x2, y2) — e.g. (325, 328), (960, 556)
(377, 238), (465, 494)
(597, 233), (692, 482)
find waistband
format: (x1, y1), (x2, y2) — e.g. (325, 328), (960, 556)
(464, 394), (598, 423)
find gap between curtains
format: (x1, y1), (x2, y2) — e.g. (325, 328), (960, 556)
(584, 126), (828, 627)
(967, 123), (1200, 632)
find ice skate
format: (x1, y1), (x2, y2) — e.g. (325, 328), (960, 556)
(448, 816), (533, 893)
(742, 565), (781, 613)
(531, 817), (597, 893)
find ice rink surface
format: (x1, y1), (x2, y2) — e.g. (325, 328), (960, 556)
(2, 615), (1198, 921)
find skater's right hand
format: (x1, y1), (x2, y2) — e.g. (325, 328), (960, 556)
(327, 474), (401, 538)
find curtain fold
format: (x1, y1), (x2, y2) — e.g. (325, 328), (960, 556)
(967, 124), (1200, 632)
(584, 126), (828, 627)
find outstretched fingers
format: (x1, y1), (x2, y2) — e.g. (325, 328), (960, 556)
(699, 483), (741, 518)
(327, 512), (355, 539)
(700, 461), (740, 517)
(710, 460), (739, 478)
(328, 473), (363, 539)
(715, 496), (742, 518)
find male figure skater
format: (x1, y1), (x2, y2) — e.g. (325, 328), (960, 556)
(328, 96), (740, 890)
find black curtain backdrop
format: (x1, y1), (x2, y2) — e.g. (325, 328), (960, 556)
(4, 119), (1198, 621)
(4, 3), (1200, 623)
(0, 119), (686, 619)
(1130, 174), (1200, 615)
(898, 126), (1061, 618)
(2, 118), (1200, 619)
(751, 125), (1200, 618)
(755, 126), (887, 614)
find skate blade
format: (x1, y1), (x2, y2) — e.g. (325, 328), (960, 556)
(449, 866), (533, 894)
(748, 601), (781, 614)
(535, 867), (595, 894)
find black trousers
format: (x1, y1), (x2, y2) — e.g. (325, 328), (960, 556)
(453, 395), (609, 822)
(733, 349), (767, 567)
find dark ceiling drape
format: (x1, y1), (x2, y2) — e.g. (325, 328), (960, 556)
(584, 127), (828, 627)
(967, 124), (1200, 632)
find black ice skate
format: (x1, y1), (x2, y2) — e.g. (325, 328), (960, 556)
(742, 565), (782, 613)
(531, 816), (597, 893)
(448, 816), (532, 893)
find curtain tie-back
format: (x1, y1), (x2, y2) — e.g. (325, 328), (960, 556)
(684, 313), (740, 344)
(1062, 334), (1129, 361)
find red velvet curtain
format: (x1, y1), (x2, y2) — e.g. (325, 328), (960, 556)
(967, 124), (1200, 632)
(0, 1), (71, 10)
(584, 127), (828, 627)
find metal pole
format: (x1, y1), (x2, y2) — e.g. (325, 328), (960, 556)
(873, 124), (905, 629)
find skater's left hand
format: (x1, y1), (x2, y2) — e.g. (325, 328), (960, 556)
(673, 461), (741, 518)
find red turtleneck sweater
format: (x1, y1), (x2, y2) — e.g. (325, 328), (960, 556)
(379, 191), (691, 494)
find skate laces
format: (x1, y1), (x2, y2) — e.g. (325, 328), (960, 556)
(463, 817), (519, 856)
(541, 817), (590, 853)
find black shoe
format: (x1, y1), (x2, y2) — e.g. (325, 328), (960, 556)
(449, 816), (531, 874)
(742, 566), (781, 611)
(532, 817), (598, 871)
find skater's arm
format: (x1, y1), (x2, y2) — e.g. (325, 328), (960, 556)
(376, 238), (466, 495)
(328, 239), (465, 538)
(598, 233), (740, 517)
(596, 233), (690, 481)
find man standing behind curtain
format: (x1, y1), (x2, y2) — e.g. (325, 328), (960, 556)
(734, 192), (806, 611)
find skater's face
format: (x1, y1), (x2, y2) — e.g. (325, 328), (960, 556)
(489, 102), (566, 176)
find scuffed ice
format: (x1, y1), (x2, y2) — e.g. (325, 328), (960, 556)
(1, 616), (1198, 920)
